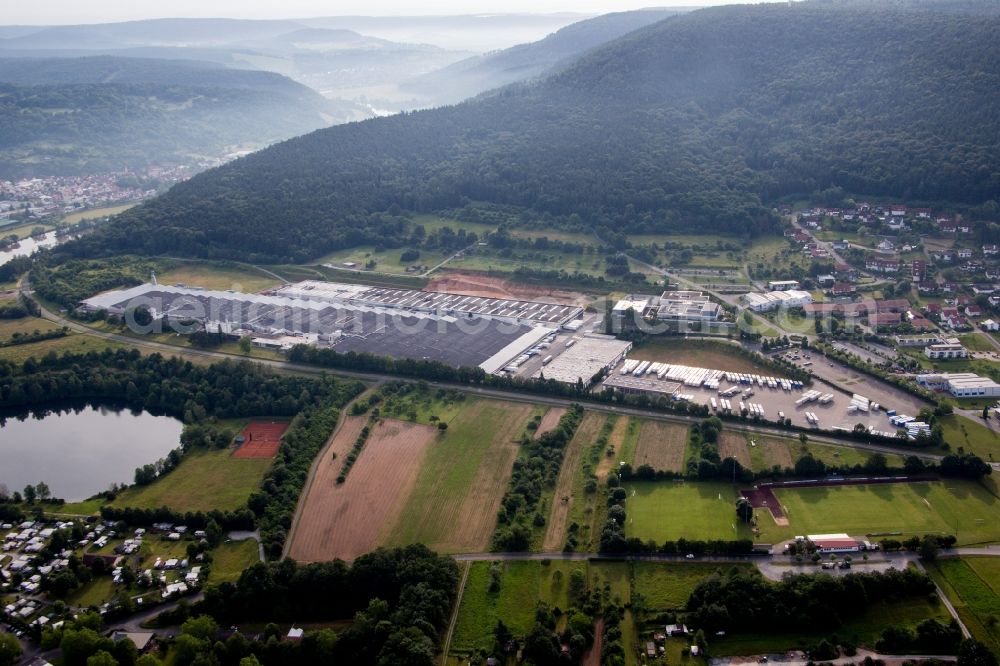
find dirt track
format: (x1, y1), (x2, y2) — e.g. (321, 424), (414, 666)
(543, 412), (605, 551)
(287, 418), (437, 562)
(534, 407), (567, 439)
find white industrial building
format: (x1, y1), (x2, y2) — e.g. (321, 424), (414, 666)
(656, 291), (720, 322)
(767, 280), (800, 291)
(924, 343), (968, 359)
(742, 290), (813, 313)
(535, 334), (632, 386)
(916, 372), (1000, 397)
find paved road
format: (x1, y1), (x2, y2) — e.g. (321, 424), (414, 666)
(18, 275), (947, 463)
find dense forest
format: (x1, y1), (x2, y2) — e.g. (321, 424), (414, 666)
(64, 2), (1000, 263)
(0, 56), (334, 178)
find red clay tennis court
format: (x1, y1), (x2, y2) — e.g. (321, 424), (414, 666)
(233, 421), (290, 458)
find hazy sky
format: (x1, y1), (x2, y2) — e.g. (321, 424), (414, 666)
(6, 1), (739, 25)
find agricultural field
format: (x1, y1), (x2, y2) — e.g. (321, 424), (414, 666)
(385, 399), (535, 553)
(288, 417), (438, 562)
(508, 228), (601, 247)
(746, 435), (795, 471)
(756, 480), (1000, 545)
(628, 339), (776, 375)
(110, 447), (271, 513)
(0, 312), (62, 339)
(61, 203), (136, 224)
(627, 481), (754, 542)
(717, 431), (752, 469)
(927, 557), (1000, 655)
(544, 412), (607, 551)
(448, 559), (578, 656)
(156, 262), (281, 293)
(633, 421), (689, 473)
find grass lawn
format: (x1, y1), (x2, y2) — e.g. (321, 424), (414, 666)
(628, 339), (774, 375)
(156, 263), (281, 293)
(938, 415), (1000, 461)
(756, 481), (1000, 546)
(616, 417), (642, 466)
(958, 334), (996, 353)
(379, 387), (470, 426)
(61, 203), (136, 224)
(711, 595), (952, 656)
(411, 214), (495, 236)
(210, 539), (260, 585)
(66, 577), (118, 608)
(52, 498), (106, 517)
(385, 399), (533, 553)
(627, 481), (754, 542)
(0, 332), (126, 363)
(450, 559), (578, 654)
(317, 244), (451, 275)
(926, 557), (1000, 655)
(448, 247), (607, 277)
(0, 315), (62, 339)
(633, 562), (750, 611)
(508, 228), (601, 247)
(805, 440), (905, 469)
(111, 447), (271, 513)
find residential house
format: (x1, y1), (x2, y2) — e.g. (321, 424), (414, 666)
(966, 305), (984, 318)
(972, 284), (996, 295)
(866, 258), (900, 273)
(984, 244), (999, 256)
(931, 250), (954, 263)
(835, 263), (859, 281)
(924, 303), (942, 316)
(877, 239), (896, 252)
(982, 319), (999, 332)
(911, 260), (927, 282)
(918, 282), (939, 295)
(890, 204), (906, 217)
(939, 221), (958, 234)
(910, 317), (936, 332)
(832, 283), (857, 296)
(869, 312), (902, 329)
(915, 208), (932, 219)
(877, 299), (911, 314)
(957, 248), (973, 259)
(831, 239), (851, 251)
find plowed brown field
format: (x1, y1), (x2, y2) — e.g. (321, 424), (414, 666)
(287, 418), (437, 562)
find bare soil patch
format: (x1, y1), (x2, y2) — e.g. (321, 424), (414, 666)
(718, 432), (752, 468)
(427, 271), (587, 306)
(287, 418), (437, 562)
(543, 412), (605, 551)
(534, 407), (567, 440)
(634, 421), (688, 472)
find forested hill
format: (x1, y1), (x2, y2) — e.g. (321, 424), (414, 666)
(401, 9), (680, 107)
(0, 56), (335, 178)
(71, 3), (1000, 264)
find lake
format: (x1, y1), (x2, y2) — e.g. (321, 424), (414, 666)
(0, 230), (61, 267)
(0, 404), (183, 502)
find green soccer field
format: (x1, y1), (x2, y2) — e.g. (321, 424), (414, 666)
(757, 481), (1000, 545)
(626, 481), (756, 542)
